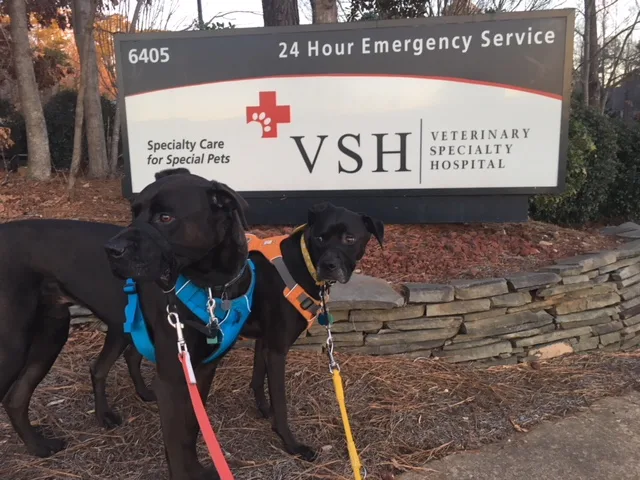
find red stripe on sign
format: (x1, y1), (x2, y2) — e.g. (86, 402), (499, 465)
(127, 74), (562, 100)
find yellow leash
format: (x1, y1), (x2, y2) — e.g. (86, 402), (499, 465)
(295, 223), (365, 479)
(332, 367), (364, 479)
(321, 289), (366, 480)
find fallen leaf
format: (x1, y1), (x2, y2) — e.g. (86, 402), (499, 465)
(510, 417), (529, 433)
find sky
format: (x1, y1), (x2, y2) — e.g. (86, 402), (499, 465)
(160, 0), (308, 30)
(177, 0), (267, 28)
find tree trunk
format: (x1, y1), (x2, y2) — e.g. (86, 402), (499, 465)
(109, 0), (146, 176)
(262, 0), (300, 26)
(582, 0), (590, 106)
(73, 0), (108, 178)
(109, 99), (122, 176)
(68, 0), (97, 199)
(312, 0), (337, 23)
(197, 0), (205, 29)
(8, 0), (51, 180)
(587, 0), (600, 107)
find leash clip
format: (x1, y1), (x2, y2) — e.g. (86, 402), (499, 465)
(206, 288), (221, 334)
(326, 328), (340, 373)
(167, 306), (187, 354)
(320, 285), (340, 373)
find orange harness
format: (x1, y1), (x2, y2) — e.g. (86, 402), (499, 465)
(246, 233), (322, 328)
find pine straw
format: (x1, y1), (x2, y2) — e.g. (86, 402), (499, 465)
(2, 330), (640, 480)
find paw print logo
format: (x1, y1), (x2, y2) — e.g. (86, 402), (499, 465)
(250, 111), (273, 134)
(246, 92), (291, 139)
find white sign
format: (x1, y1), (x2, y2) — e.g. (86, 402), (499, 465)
(126, 76), (562, 193)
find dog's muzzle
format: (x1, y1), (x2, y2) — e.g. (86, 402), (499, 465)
(316, 251), (353, 284)
(105, 222), (177, 283)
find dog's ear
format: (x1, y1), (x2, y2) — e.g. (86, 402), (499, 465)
(307, 202), (333, 226)
(155, 168), (191, 180)
(361, 214), (384, 247)
(210, 181), (249, 229)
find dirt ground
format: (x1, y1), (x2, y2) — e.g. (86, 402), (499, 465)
(0, 174), (622, 283)
(1, 330), (640, 480)
(0, 173), (634, 479)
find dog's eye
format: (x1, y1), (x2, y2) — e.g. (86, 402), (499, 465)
(343, 234), (356, 245)
(156, 213), (174, 224)
(316, 235), (324, 243)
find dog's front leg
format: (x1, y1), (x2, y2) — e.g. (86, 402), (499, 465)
(250, 338), (271, 418)
(154, 346), (219, 480)
(265, 349), (317, 462)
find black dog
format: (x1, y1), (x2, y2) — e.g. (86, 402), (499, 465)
(244, 201), (383, 460)
(0, 220), (155, 458)
(104, 168), (383, 478)
(104, 169), (251, 480)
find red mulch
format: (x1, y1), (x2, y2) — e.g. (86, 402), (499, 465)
(0, 173), (623, 284)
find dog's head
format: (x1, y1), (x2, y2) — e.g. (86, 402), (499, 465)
(303, 202), (384, 284)
(104, 168), (249, 288)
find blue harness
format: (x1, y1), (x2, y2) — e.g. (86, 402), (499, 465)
(123, 260), (256, 364)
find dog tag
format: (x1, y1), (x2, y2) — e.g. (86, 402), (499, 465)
(318, 311), (334, 327)
(207, 330), (221, 345)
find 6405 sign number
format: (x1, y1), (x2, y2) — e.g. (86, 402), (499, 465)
(128, 47), (170, 64)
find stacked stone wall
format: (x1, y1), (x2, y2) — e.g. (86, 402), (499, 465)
(68, 226), (640, 366)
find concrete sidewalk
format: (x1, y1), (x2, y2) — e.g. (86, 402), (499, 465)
(400, 392), (640, 480)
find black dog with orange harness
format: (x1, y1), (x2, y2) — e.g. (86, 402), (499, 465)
(243, 203), (384, 461)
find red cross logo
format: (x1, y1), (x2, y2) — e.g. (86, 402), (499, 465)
(246, 91), (291, 139)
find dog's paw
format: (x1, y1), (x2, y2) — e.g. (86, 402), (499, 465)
(256, 402), (272, 419)
(96, 408), (122, 429)
(27, 433), (66, 458)
(193, 466), (220, 480)
(136, 386), (156, 403)
(291, 444), (318, 462)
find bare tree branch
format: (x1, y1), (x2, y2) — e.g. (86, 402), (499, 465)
(600, 9), (640, 110)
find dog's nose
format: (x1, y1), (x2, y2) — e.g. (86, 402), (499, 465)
(104, 240), (128, 259)
(324, 260), (338, 272)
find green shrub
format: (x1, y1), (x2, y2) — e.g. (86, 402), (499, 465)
(531, 99), (619, 225)
(1, 91), (118, 171)
(576, 102), (621, 222)
(43, 90), (117, 170)
(603, 120), (640, 221)
(43, 90), (78, 170)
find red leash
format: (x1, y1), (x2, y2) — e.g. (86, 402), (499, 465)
(169, 308), (235, 480)
(178, 350), (235, 480)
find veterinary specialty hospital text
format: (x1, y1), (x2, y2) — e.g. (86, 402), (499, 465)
(277, 27), (557, 58)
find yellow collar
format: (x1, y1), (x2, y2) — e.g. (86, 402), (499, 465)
(294, 224), (325, 287)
